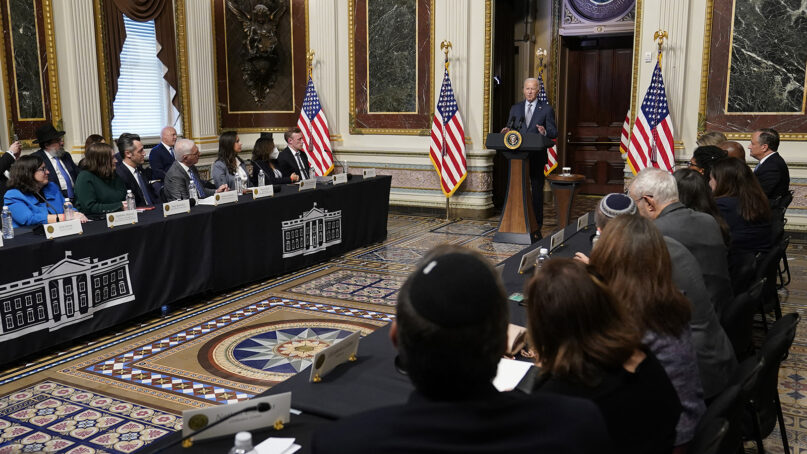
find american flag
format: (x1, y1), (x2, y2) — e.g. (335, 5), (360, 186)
(429, 68), (466, 197)
(627, 60), (674, 174)
(297, 76), (334, 176)
(619, 110), (630, 154)
(536, 73), (558, 175)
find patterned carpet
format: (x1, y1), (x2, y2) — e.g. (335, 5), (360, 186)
(3, 195), (804, 453)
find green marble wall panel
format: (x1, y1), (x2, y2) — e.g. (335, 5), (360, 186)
(367, 0), (417, 113)
(726, 0), (807, 113)
(8, 0), (45, 119)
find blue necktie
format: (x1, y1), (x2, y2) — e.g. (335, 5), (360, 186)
(189, 168), (205, 198)
(135, 169), (152, 205)
(169, 147), (175, 160)
(53, 157), (74, 199)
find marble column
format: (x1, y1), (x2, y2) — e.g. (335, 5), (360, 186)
(184, 0), (217, 148)
(309, 0), (340, 141)
(52, 0), (102, 155)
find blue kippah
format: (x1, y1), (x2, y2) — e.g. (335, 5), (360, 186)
(407, 252), (501, 328)
(599, 193), (636, 218)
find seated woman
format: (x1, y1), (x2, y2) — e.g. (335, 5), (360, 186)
(250, 136), (299, 185)
(211, 131), (249, 192)
(74, 142), (127, 216)
(3, 155), (87, 227)
(710, 157), (772, 255)
(687, 145), (726, 181)
(674, 168), (730, 248)
(589, 215), (706, 447)
(525, 258), (681, 453)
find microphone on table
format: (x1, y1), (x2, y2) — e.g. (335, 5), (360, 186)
(153, 402), (272, 453)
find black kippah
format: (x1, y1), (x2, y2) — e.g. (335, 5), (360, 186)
(407, 252), (501, 328)
(599, 193), (636, 218)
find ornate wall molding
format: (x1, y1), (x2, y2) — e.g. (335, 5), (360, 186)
(559, 0), (635, 36)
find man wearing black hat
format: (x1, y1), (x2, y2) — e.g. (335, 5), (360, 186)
(32, 124), (78, 201)
(311, 245), (611, 453)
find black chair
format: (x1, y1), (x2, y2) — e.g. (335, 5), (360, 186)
(770, 190), (793, 289)
(777, 235), (790, 289)
(688, 418), (728, 454)
(743, 313), (799, 453)
(721, 278), (766, 361)
(692, 385), (744, 454)
(728, 250), (758, 298)
(158, 186), (168, 204)
(754, 242), (785, 327)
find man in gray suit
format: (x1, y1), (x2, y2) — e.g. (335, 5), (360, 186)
(629, 168), (734, 315)
(164, 139), (227, 201)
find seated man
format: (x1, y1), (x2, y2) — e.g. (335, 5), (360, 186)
(115, 133), (158, 207)
(164, 139), (227, 201)
(718, 140), (746, 161)
(311, 246), (612, 454)
(149, 126), (178, 181)
(750, 128), (790, 202)
(629, 168), (733, 314)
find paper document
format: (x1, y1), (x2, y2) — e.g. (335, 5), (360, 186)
(255, 437), (301, 454)
(195, 196), (217, 206)
(493, 358), (533, 391)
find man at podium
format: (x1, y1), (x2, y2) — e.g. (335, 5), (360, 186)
(501, 78), (557, 231)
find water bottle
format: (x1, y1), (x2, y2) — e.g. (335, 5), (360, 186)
(258, 169), (265, 187)
(1, 206), (13, 240)
(188, 181), (198, 202)
(63, 201), (75, 221)
(234, 175), (242, 194)
(592, 230), (601, 248)
(535, 247), (549, 269)
(343, 160), (349, 175)
(125, 190), (136, 211)
(228, 431), (254, 454)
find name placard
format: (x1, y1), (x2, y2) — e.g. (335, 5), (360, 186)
(577, 213), (591, 232)
(45, 219), (83, 239)
(0, 235), (3, 247)
(362, 168), (376, 178)
(518, 247), (542, 274)
(550, 229), (565, 252)
(163, 199), (191, 217)
(182, 393), (291, 442)
(214, 190), (239, 205)
(106, 210), (138, 228)
(252, 185), (274, 199)
(298, 178), (317, 192)
(332, 173), (348, 185)
(310, 330), (361, 383)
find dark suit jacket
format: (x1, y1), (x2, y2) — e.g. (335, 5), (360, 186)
(148, 143), (175, 181)
(251, 159), (293, 185)
(277, 147), (310, 179)
(0, 152), (15, 199)
(115, 162), (158, 207)
(163, 161), (216, 201)
(654, 202), (734, 314)
(33, 149), (78, 190)
(507, 100), (557, 173)
(311, 388), (612, 454)
(754, 152), (789, 200)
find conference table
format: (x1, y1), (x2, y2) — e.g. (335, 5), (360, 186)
(149, 216), (598, 453)
(0, 176), (392, 367)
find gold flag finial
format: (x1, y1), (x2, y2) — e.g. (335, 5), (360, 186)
(535, 48), (547, 76)
(306, 50), (315, 77)
(653, 30), (668, 64)
(440, 40), (452, 71)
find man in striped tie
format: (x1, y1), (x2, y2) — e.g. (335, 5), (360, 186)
(502, 78), (558, 235)
(277, 128), (312, 180)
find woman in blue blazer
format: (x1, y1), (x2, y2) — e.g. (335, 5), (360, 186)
(3, 155), (87, 227)
(211, 131), (249, 192)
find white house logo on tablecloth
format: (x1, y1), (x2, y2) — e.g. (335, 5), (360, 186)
(281, 203), (342, 258)
(0, 251), (134, 341)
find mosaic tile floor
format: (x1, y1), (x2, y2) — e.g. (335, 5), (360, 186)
(2, 196), (804, 452)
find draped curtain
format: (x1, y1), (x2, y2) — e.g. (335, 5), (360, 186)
(103, 0), (180, 114)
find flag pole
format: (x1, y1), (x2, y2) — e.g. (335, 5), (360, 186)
(441, 39), (453, 221)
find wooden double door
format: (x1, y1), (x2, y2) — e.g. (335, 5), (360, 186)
(560, 36), (633, 195)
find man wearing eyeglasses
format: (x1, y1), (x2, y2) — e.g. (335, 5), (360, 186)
(629, 168), (733, 314)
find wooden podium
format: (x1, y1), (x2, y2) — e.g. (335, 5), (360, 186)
(486, 133), (554, 244)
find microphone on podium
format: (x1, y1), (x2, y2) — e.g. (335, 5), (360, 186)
(506, 116), (515, 130)
(514, 116), (525, 131)
(153, 402), (272, 453)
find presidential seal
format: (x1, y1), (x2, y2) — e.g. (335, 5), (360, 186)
(188, 414), (209, 431)
(46, 225), (54, 234)
(215, 194), (221, 202)
(504, 130), (523, 150)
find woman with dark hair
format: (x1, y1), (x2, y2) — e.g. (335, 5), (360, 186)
(3, 155), (87, 227)
(589, 215), (705, 447)
(525, 258), (681, 453)
(74, 142), (127, 216)
(78, 134), (105, 169)
(688, 145), (726, 181)
(250, 137), (299, 186)
(211, 131), (249, 192)
(673, 168), (731, 247)
(710, 157), (772, 254)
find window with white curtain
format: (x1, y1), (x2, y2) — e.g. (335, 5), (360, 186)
(111, 16), (173, 139)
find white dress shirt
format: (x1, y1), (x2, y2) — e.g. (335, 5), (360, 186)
(45, 151), (72, 191)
